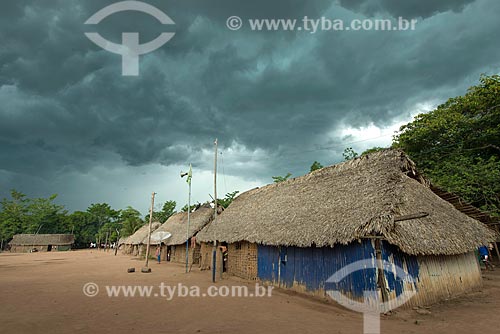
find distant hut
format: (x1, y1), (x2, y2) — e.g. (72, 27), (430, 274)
(119, 222), (161, 256)
(197, 149), (495, 307)
(9, 234), (75, 252)
(157, 204), (214, 266)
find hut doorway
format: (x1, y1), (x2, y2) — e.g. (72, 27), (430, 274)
(47, 245), (53, 252)
(221, 242), (228, 272)
(166, 246), (171, 262)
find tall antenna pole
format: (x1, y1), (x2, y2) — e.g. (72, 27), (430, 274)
(212, 138), (218, 283)
(145, 192), (156, 269)
(184, 164), (192, 273)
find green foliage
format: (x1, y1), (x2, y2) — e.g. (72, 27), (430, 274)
(394, 74), (500, 215)
(272, 173), (292, 183)
(310, 161), (324, 172)
(181, 204), (196, 212)
(361, 147), (386, 156)
(87, 203), (120, 244)
(181, 191), (239, 212)
(63, 211), (94, 247)
(218, 191), (239, 209)
(145, 200), (177, 223)
(0, 190), (66, 244)
(343, 147), (359, 161)
(0, 191), (151, 248)
(120, 206), (144, 238)
(0, 190), (29, 242)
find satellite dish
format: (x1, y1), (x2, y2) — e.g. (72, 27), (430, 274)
(150, 231), (172, 243)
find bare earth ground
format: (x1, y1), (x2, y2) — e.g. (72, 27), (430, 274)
(0, 250), (499, 334)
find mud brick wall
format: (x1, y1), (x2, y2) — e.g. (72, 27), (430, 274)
(200, 242), (214, 270)
(169, 244), (200, 265)
(227, 241), (258, 280)
(199, 242), (226, 275)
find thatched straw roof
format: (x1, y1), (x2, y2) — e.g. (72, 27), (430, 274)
(120, 222), (162, 245)
(197, 149), (495, 256)
(141, 220), (172, 246)
(150, 204), (213, 246)
(9, 234), (75, 246)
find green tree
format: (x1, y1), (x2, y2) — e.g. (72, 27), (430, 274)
(218, 191), (239, 209)
(0, 190), (66, 242)
(272, 173), (292, 183)
(63, 211), (94, 247)
(146, 200), (177, 223)
(181, 203), (200, 212)
(120, 206), (144, 237)
(87, 203), (120, 246)
(26, 194), (66, 234)
(342, 147), (358, 161)
(394, 74), (500, 214)
(310, 161), (324, 172)
(0, 190), (29, 243)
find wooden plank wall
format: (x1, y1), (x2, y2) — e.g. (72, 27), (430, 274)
(408, 251), (482, 307)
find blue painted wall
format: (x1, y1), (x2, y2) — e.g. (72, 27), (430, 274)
(380, 242), (419, 296)
(257, 240), (419, 298)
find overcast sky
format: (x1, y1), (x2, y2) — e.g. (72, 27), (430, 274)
(1, 0), (499, 215)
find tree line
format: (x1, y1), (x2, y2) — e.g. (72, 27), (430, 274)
(0, 190), (177, 249)
(0, 190), (242, 249)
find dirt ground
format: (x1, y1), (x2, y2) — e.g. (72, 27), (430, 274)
(0, 250), (499, 334)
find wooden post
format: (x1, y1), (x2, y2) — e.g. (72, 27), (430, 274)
(212, 138), (218, 283)
(114, 228), (120, 256)
(374, 239), (389, 305)
(104, 230), (109, 251)
(493, 225), (500, 262)
(145, 192), (156, 269)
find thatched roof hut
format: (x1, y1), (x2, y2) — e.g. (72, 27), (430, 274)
(120, 222), (162, 246)
(9, 234), (75, 252)
(154, 204), (213, 246)
(9, 234), (75, 246)
(198, 149), (495, 256)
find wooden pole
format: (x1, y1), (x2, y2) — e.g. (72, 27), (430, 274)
(104, 230), (109, 251)
(212, 138), (218, 283)
(186, 169), (191, 273)
(145, 192), (156, 268)
(114, 228), (120, 256)
(494, 225), (500, 262)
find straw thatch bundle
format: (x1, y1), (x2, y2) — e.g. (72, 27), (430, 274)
(197, 149), (495, 256)
(120, 222), (162, 245)
(9, 234), (75, 246)
(153, 204), (214, 246)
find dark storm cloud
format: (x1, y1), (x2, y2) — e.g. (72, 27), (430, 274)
(1, 0), (500, 210)
(336, 0), (476, 18)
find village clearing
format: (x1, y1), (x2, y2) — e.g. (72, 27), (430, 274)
(0, 250), (498, 334)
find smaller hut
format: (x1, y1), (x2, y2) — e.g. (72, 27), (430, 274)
(119, 222), (161, 256)
(159, 204), (214, 266)
(9, 234), (74, 252)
